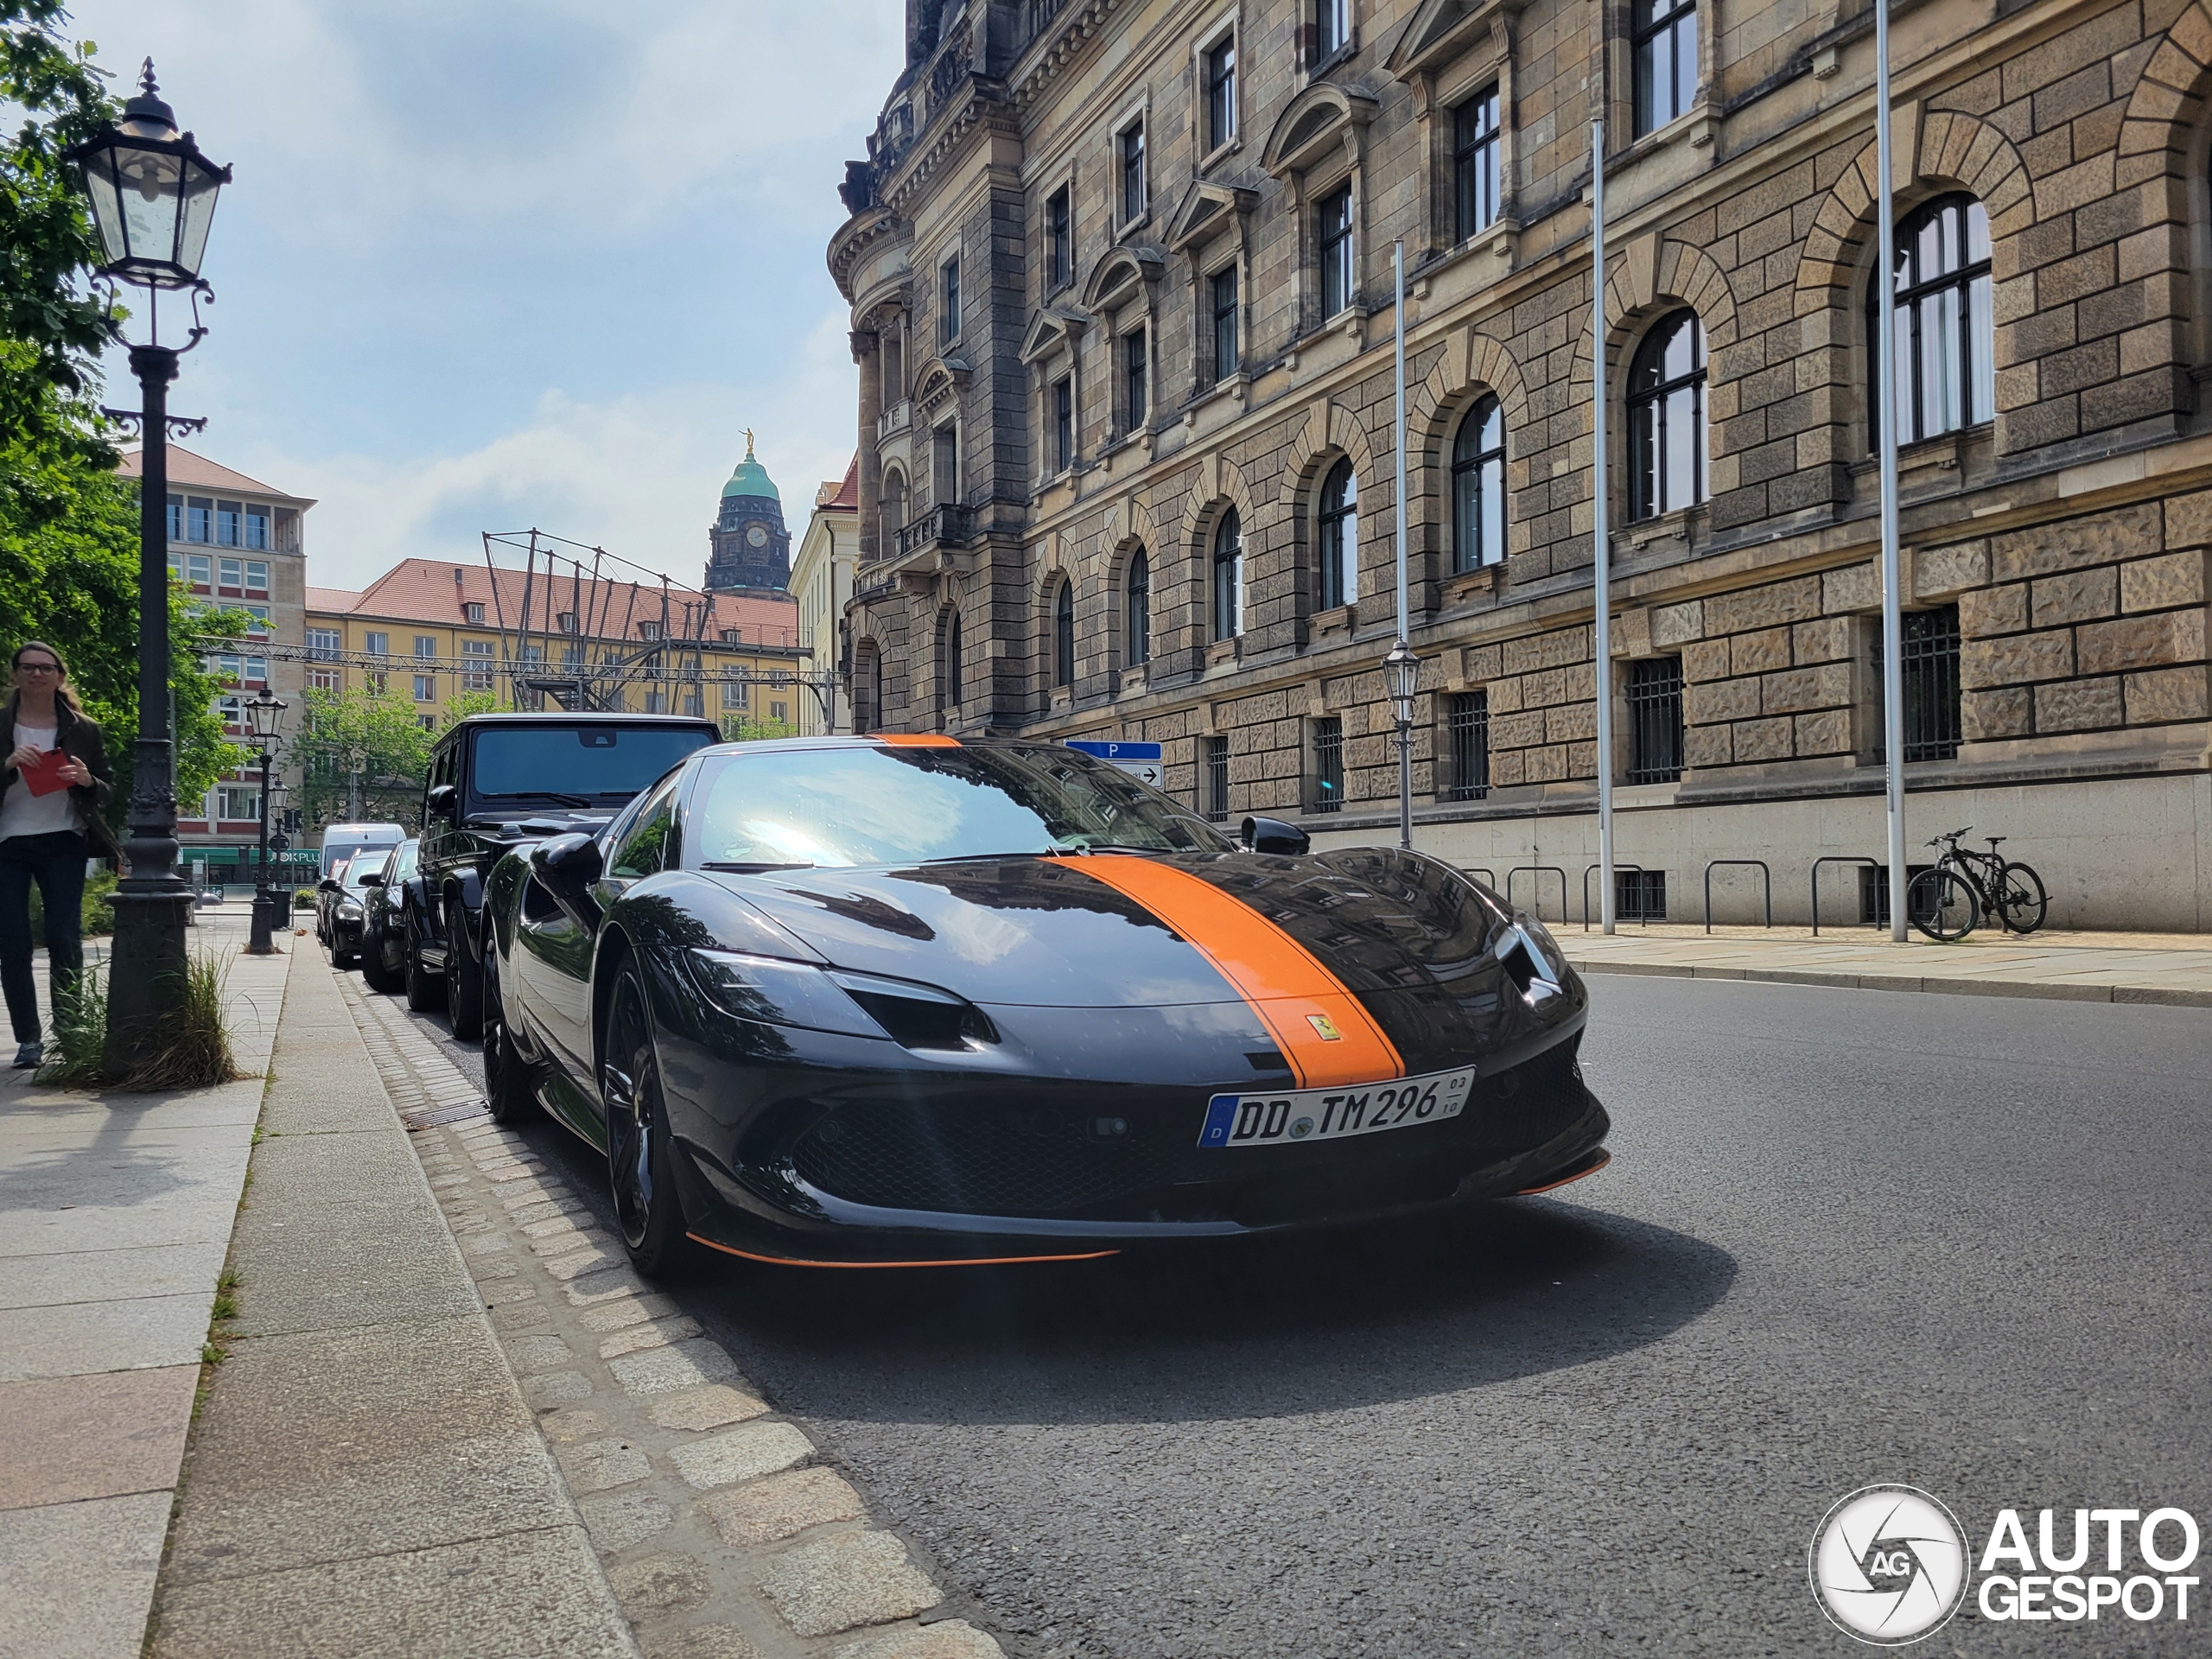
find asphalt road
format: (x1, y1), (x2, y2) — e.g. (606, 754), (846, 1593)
(410, 976), (2212, 1657)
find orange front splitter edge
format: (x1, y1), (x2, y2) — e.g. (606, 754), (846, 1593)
(687, 1233), (1120, 1269)
(1515, 1147), (1612, 1196)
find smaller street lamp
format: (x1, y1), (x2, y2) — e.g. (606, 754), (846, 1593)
(1382, 639), (1420, 851)
(244, 690), (287, 953)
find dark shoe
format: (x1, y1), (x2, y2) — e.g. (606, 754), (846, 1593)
(14, 1041), (41, 1070)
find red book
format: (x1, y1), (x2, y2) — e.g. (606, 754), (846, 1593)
(18, 748), (71, 797)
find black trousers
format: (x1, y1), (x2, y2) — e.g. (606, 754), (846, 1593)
(0, 830), (89, 1044)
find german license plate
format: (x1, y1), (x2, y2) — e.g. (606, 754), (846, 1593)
(1197, 1067), (1474, 1149)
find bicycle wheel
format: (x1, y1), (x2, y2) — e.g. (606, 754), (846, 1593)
(1995, 861), (2048, 934)
(1907, 868), (1979, 942)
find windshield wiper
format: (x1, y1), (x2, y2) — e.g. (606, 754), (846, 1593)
(480, 791), (594, 808)
(702, 861), (816, 874)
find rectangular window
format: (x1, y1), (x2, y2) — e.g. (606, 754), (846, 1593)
(1052, 378), (1075, 473)
(218, 557), (243, 590)
(645, 690), (667, 714)
(940, 255), (961, 344)
(771, 701), (788, 723)
(244, 656), (268, 683)
(216, 785), (260, 822)
(562, 643), (582, 669)
(1205, 34), (1236, 151)
(215, 501), (242, 545)
(364, 670), (387, 696)
(1123, 328), (1147, 433)
(1453, 89), (1501, 242)
(1628, 656), (1686, 784)
(1318, 185), (1354, 319)
(1316, 0), (1350, 59)
(413, 673), (435, 702)
(308, 667), (339, 692)
(462, 639), (494, 691)
(1311, 717), (1344, 814)
(1446, 690), (1491, 800)
(415, 634), (437, 660)
(683, 688), (704, 717)
(724, 677), (750, 710)
(188, 498), (213, 542)
(240, 604), (271, 635)
(1617, 869), (1669, 921)
(1046, 186), (1072, 289)
(1205, 734), (1230, 822)
(1872, 604), (1963, 763)
(244, 507), (269, 550)
(307, 627), (340, 661)
(720, 627), (741, 644)
(363, 630), (389, 658)
(167, 494), (184, 542)
(1121, 120), (1146, 219)
(465, 601), (486, 624)
(215, 694), (243, 728)
(244, 560), (269, 594)
(558, 611), (577, 633)
(934, 423), (959, 506)
(1633, 0), (1698, 137)
(639, 620), (664, 640)
(1210, 267), (1239, 384)
(187, 553), (212, 588)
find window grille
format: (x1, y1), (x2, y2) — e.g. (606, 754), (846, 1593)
(1633, 0), (1697, 136)
(1628, 311), (1707, 521)
(1872, 604), (1962, 762)
(1318, 185), (1354, 320)
(1311, 717), (1344, 814)
(1616, 869), (1669, 921)
(1869, 195), (1994, 447)
(1628, 656), (1686, 784)
(1453, 89), (1500, 243)
(1205, 734), (1230, 821)
(1446, 691), (1490, 801)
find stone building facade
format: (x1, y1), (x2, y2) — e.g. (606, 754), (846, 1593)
(828, 0), (2212, 930)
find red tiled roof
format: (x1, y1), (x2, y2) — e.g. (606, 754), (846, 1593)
(116, 445), (315, 505)
(321, 557), (800, 649)
(818, 454), (860, 512)
(305, 586), (362, 613)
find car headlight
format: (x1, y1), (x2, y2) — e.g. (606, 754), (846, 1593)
(686, 950), (995, 1050)
(338, 901), (363, 919)
(1519, 914), (1565, 981)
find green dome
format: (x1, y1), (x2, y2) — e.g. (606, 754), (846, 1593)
(721, 432), (779, 501)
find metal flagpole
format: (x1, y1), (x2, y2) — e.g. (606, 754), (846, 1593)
(1591, 122), (1616, 935)
(1393, 239), (1414, 851)
(1875, 0), (1908, 942)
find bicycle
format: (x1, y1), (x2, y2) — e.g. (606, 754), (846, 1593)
(1904, 827), (2049, 942)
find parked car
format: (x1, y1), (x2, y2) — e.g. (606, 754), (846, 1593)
(358, 837), (423, 995)
(321, 850), (391, 970)
(410, 713), (720, 1038)
(318, 822), (405, 881)
(314, 856), (352, 947)
(480, 735), (1611, 1278)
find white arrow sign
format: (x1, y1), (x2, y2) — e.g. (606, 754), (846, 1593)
(1116, 761), (1164, 787)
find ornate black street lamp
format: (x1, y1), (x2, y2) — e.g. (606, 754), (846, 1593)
(243, 690), (287, 953)
(64, 62), (232, 1071)
(1382, 639), (1420, 851)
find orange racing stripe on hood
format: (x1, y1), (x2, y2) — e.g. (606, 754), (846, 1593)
(1069, 856), (1403, 1090)
(875, 734), (960, 747)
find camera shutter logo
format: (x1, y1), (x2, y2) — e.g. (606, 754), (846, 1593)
(1809, 1485), (1969, 1644)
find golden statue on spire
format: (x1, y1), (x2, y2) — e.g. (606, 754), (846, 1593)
(744, 427), (755, 457)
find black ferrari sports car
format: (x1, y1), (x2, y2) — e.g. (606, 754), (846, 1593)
(480, 735), (1610, 1275)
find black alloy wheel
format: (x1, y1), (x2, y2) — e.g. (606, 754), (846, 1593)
(446, 898), (485, 1039)
(360, 916), (400, 993)
(480, 940), (540, 1122)
(1907, 868), (1979, 942)
(404, 906), (444, 1012)
(601, 960), (691, 1278)
(1995, 861), (2049, 934)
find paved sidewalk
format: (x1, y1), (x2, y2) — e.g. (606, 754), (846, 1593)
(0, 906), (286, 1659)
(1560, 922), (2212, 1005)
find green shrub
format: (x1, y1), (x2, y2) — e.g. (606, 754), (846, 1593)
(294, 887), (316, 911)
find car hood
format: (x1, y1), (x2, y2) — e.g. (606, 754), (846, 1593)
(709, 848), (1517, 1013)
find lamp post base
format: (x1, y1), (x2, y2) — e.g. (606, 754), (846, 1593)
(103, 887), (196, 1076)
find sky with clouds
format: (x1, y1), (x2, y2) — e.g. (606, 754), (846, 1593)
(70, 1), (903, 592)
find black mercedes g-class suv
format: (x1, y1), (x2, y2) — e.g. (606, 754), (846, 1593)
(407, 713), (719, 1037)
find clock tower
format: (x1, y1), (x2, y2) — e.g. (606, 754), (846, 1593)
(703, 430), (791, 594)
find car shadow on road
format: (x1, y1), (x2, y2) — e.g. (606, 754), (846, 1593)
(685, 1198), (1736, 1427)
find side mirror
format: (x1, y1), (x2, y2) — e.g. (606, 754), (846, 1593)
(357, 872), (384, 887)
(317, 877), (340, 893)
(530, 832), (603, 908)
(426, 784), (457, 819)
(1241, 816), (1311, 856)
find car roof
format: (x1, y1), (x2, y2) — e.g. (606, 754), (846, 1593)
(440, 713), (719, 736)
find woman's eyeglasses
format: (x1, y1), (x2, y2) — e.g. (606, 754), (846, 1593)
(16, 663), (60, 675)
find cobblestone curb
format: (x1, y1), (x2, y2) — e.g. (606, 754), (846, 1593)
(338, 973), (1005, 1659)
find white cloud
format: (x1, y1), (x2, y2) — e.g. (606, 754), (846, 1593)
(251, 306), (860, 592)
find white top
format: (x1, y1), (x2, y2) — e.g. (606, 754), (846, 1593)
(0, 721), (83, 842)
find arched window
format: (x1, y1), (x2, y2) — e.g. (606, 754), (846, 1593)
(1053, 579), (1075, 688)
(880, 467), (907, 552)
(1125, 548), (1150, 667)
(1628, 309), (1706, 521)
(1870, 194), (1993, 446)
(1211, 509), (1243, 641)
(1316, 458), (1357, 610)
(1452, 394), (1505, 571)
(941, 607), (963, 713)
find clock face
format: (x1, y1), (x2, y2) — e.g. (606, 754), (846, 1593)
(747, 525), (768, 548)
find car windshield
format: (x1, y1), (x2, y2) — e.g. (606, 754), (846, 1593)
(389, 841), (417, 881)
(342, 856), (386, 894)
(470, 725), (714, 804)
(688, 743), (1233, 868)
(323, 834), (398, 874)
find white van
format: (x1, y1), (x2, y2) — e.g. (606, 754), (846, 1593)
(318, 823), (406, 881)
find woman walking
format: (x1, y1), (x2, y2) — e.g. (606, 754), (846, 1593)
(1, 642), (117, 1069)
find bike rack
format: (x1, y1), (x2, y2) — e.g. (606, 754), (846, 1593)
(1462, 867), (1498, 890)
(1580, 862), (1645, 931)
(1505, 865), (1567, 923)
(1702, 860), (1773, 933)
(1809, 856), (1880, 937)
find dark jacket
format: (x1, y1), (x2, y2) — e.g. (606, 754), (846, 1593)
(0, 696), (120, 860)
